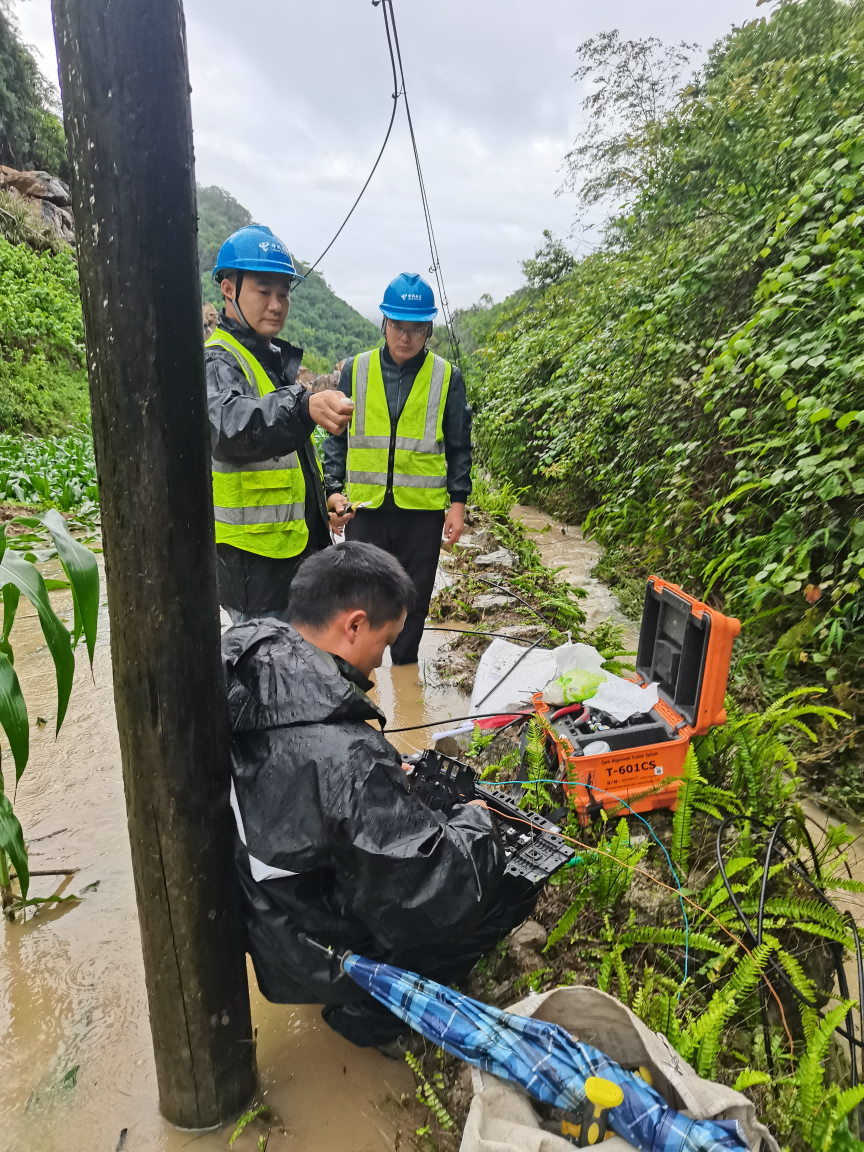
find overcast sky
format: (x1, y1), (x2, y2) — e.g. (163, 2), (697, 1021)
(14, 0), (758, 320)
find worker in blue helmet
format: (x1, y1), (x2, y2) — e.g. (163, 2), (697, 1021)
(322, 272), (472, 665)
(207, 224), (356, 621)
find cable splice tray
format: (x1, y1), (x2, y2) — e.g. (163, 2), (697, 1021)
(406, 749), (573, 883)
(539, 576), (740, 824)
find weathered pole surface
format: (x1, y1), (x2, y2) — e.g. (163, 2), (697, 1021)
(50, 0), (257, 1127)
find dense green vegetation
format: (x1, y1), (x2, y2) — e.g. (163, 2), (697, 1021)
(0, 9), (66, 176)
(0, 233), (87, 434)
(197, 184), (380, 367)
(465, 0), (864, 800)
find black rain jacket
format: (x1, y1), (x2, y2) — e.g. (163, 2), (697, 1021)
(223, 619), (506, 1005)
(206, 313), (329, 534)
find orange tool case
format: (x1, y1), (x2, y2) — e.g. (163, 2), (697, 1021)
(536, 576), (740, 824)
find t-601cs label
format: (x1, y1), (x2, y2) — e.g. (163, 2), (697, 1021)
(602, 759), (664, 779)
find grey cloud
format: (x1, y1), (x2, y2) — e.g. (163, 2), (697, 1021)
(17, 0), (758, 319)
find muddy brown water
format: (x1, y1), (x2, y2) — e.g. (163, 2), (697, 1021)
(1, 513), (861, 1151)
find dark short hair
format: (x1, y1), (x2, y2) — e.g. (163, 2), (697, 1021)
(288, 542), (416, 630)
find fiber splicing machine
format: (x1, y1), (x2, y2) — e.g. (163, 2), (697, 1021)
(541, 577), (740, 824)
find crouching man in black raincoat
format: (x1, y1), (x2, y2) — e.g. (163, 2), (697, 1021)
(223, 541), (539, 1052)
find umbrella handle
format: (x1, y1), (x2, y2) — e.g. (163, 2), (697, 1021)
(578, 1077), (624, 1147)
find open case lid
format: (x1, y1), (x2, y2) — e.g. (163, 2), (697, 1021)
(635, 577), (741, 735)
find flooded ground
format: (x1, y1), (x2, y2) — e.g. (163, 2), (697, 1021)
(0, 547), (483, 1152)
(510, 504), (639, 649)
(2, 509), (860, 1151)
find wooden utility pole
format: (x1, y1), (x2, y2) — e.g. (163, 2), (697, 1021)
(50, 0), (257, 1128)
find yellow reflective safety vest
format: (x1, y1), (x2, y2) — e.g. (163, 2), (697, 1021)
(207, 328), (309, 559)
(348, 348), (451, 511)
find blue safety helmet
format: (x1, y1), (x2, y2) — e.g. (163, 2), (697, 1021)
(379, 272), (438, 322)
(212, 225), (305, 282)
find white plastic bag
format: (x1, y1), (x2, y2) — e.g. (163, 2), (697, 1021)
(470, 639), (557, 715)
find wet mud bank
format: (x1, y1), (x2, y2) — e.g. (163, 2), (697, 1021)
(428, 502), (637, 696)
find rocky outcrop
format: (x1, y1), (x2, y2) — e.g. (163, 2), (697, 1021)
(202, 302), (219, 339)
(297, 358), (345, 392)
(0, 166), (75, 243)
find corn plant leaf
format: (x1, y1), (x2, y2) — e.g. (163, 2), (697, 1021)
(0, 652), (28, 785)
(0, 790), (28, 899)
(0, 549), (73, 733)
(0, 582), (19, 664)
(16, 510), (98, 666)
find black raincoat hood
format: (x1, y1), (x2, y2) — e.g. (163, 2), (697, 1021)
(223, 618), (383, 732)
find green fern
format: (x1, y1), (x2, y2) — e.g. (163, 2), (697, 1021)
(813, 1084), (864, 1152)
(619, 925), (727, 955)
(591, 818), (648, 913)
(677, 945), (772, 1076)
(789, 1001), (855, 1142)
(671, 746), (702, 872)
(405, 1051), (454, 1131)
(598, 948), (615, 993)
(734, 1069), (772, 1092)
(545, 890), (590, 950)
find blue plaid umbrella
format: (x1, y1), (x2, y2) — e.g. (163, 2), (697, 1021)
(343, 954), (749, 1152)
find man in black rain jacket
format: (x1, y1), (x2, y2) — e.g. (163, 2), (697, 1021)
(223, 541), (539, 1048)
(206, 223), (356, 621)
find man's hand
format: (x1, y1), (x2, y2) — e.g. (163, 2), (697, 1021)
(443, 502), (465, 546)
(327, 492), (355, 537)
(309, 390), (354, 435)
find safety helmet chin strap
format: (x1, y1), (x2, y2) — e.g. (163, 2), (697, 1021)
(229, 270), (250, 328)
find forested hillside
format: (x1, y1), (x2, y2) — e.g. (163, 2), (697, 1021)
(0, 12), (85, 434)
(467, 0), (864, 800)
(197, 185), (379, 368)
(0, 8), (66, 175)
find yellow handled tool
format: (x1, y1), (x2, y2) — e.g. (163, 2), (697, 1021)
(577, 1077), (624, 1147)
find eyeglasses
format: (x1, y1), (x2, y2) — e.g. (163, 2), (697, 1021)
(386, 320), (428, 338)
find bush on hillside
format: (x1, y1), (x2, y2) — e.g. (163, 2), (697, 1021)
(0, 233), (87, 433)
(471, 0), (864, 704)
(0, 10), (67, 177)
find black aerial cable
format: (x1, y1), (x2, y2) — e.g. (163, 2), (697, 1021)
(384, 709), (532, 734)
(296, 0), (402, 285)
(423, 625), (553, 647)
(380, 0), (464, 372)
(472, 575), (555, 629)
(296, 0), (463, 379)
(716, 812), (864, 1104)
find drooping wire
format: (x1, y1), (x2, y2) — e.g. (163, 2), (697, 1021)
(381, 0), (463, 371)
(492, 777), (690, 990)
(296, 0), (463, 377)
(716, 811), (864, 1107)
(300, 0), (402, 282)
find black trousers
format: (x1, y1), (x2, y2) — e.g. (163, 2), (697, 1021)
(320, 876), (542, 1047)
(216, 544), (310, 622)
(345, 495), (445, 664)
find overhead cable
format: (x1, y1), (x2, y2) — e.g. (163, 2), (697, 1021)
(302, 0), (401, 280)
(381, 0), (463, 370)
(299, 1), (463, 373)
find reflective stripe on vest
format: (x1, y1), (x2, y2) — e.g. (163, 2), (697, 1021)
(348, 349), (450, 511)
(207, 328), (309, 558)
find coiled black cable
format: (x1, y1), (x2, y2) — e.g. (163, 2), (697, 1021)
(717, 813), (864, 1112)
